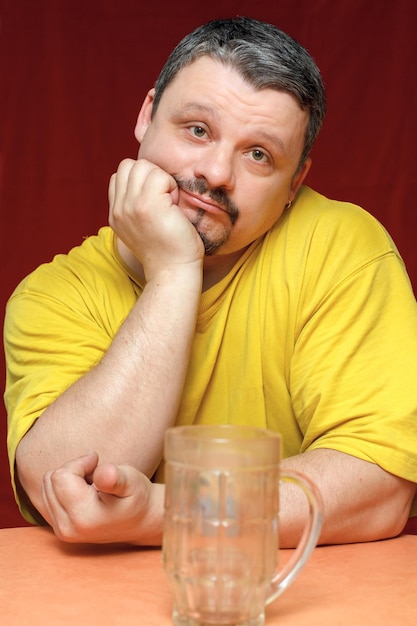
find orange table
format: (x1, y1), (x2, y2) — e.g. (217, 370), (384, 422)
(0, 526), (416, 625)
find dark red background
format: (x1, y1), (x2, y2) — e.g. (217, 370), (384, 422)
(1, 0), (416, 527)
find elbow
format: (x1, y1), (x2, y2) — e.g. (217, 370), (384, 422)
(377, 492), (416, 540)
(320, 478), (416, 545)
(377, 478), (417, 540)
(359, 481), (416, 542)
(15, 441), (48, 525)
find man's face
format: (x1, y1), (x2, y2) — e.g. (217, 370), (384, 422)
(135, 56), (310, 256)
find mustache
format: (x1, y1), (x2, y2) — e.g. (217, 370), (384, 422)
(173, 176), (239, 225)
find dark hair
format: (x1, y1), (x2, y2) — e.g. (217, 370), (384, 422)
(153, 16), (326, 169)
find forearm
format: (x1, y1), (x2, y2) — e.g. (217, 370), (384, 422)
(147, 449), (414, 549)
(279, 449), (416, 547)
(16, 263), (202, 515)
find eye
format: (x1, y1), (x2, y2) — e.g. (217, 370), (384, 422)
(190, 126), (207, 138)
(250, 149), (267, 162)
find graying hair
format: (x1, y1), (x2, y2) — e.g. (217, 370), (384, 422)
(152, 16), (326, 170)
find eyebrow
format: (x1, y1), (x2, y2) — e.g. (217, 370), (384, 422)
(253, 130), (287, 157)
(173, 102), (217, 119)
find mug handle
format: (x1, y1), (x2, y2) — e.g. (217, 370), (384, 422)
(267, 469), (324, 604)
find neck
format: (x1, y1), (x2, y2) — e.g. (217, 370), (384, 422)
(201, 249), (247, 291)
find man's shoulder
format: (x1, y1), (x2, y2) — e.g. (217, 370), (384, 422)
(257, 186), (403, 293)
(60, 226), (116, 268)
(292, 185), (376, 224)
(9, 227), (123, 301)
(276, 185), (397, 252)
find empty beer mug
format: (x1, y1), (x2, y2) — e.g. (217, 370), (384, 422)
(163, 425), (323, 626)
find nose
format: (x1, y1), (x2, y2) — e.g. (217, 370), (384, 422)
(194, 144), (235, 190)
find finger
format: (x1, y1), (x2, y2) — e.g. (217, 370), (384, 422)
(109, 158), (137, 223)
(93, 463), (147, 499)
(42, 452), (99, 517)
(108, 172), (116, 210)
(60, 451), (100, 478)
(42, 466), (86, 536)
(42, 468), (69, 526)
(121, 159), (177, 212)
(137, 163), (178, 202)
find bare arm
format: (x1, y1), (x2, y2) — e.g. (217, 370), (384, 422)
(39, 447), (416, 546)
(279, 448), (416, 546)
(16, 158), (204, 522)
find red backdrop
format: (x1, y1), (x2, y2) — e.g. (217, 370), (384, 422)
(1, 0), (416, 527)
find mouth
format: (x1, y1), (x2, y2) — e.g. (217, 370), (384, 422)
(179, 188), (230, 217)
(174, 176), (239, 226)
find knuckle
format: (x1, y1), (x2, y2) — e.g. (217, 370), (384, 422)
(53, 512), (91, 543)
(49, 467), (68, 489)
(118, 157), (136, 172)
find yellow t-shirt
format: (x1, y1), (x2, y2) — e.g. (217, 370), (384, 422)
(5, 186), (417, 523)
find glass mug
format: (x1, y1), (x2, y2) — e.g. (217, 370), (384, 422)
(162, 425), (323, 626)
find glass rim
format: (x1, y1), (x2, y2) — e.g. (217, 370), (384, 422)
(165, 424), (281, 442)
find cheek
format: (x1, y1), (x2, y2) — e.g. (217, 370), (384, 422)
(236, 185), (287, 230)
(138, 133), (161, 163)
(139, 132), (187, 173)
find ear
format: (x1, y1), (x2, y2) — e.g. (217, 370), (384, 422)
(134, 88), (155, 143)
(289, 157), (312, 201)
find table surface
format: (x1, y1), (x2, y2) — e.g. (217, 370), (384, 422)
(0, 526), (416, 625)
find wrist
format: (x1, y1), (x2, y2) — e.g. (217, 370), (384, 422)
(145, 258), (203, 286)
(132, 482), (165, 546)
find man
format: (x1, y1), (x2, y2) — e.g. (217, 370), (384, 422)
(5, 17), (417, 547)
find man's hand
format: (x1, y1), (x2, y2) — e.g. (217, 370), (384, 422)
(42, 452), (164, 545)
(108, 158), (204, 281)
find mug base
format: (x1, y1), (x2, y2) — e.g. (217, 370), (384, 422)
(172, 608), (265, 626)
